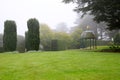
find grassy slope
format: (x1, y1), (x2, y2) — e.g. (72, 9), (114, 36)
(0, 50), (120, 80)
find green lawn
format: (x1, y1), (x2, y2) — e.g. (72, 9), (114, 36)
(0, 50), (120, 80)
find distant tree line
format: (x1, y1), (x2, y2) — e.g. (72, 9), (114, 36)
(0, 18), (120, 53)
(40, 23), (120, 51)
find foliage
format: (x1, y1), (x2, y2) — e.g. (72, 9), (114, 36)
(109, 44), (120, 52)
(0, 47), (3, 53)
(107, 33), (120, 52)
(51, 39), (58, 51)
(100, 41), (120, 52)
(0, 50), (120, 80)
(17, 35), (25, 53)
(27, 18), (40, 51)
(63, 0), (120, 30)
(114, 32), (120, 45)
(76, 15), (98, 34)
(75, 14), (117, 41)
(3, 20), (17, 52)
(40, 24), (72, 51)
(25, 31), (29, 51)
(54, 32), (72, 49)
(70, 26), (83, 49)
(40, 24), (54, 51)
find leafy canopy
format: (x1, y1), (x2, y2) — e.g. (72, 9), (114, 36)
(63, 0), (120, 30)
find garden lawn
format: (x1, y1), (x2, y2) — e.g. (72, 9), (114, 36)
(0, 50), (120, 80)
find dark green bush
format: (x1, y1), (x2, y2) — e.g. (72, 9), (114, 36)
(0, 47), (4, 53)
(51, 39), (66, 51)
(3, 20), (17, 52)
(109, 44), (120, 52)
(114, 33), (120, 45)
(51, 40), (58, 51)
(108, 33), (120, 52)
(27, 18), (40, 51)
(107, 32), (120, 52)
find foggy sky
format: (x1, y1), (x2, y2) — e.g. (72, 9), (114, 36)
(0, 0), (77, 36)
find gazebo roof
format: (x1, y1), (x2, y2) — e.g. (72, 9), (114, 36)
(81, 30), (96, 39)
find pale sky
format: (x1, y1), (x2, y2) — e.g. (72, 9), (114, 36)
(0, 0), (77, 36)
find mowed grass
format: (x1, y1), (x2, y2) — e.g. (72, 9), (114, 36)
(0, 50), (120, 80)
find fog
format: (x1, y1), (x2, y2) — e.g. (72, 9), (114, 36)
(0, 0), (77, 36)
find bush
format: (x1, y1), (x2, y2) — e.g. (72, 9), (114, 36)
(114, 33), (120, 45)
(0, 47), (4, 53)
(3, 20), (17, 52)
(51, 39), (66, 51)
(27, 18), (40, 51)
(108, 32), (120, 52)
(109, 44), (120, 52)
(51, 40), (58, 51)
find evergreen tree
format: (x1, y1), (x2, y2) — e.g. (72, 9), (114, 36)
(27, 18), (40, 51)
(3, 20), (17, 51)
(63, 0), (120, 30)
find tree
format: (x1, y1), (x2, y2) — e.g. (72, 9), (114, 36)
(40, 23), (54, 51)
(25, 31), (29, 51)
(40, 23), (72, 50)
(70, 26), (83, 49)
(27, 18), (40, 51)
(53, 32), (72, 49)
(114, 33), (120, 45)
(109, 32), (120, 52)
(76, 14), (118, 40)
(51, 39), (58, 51)
(3, 20), (17, 51)
(75, 14), (98, 37)
(63, 0), (120, 30)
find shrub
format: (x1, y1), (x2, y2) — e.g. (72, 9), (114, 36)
(0, 47), (4, 53)
(3, 20), (17, 52)
(27, 18), (40, 51)
(51, 40), (58, 51)
(109, 44), (120, 52)
(114, 33), (120, 45)
(108, 33), (120, 52)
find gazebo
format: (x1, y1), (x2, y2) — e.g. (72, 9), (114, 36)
(80, 30), (97, 49)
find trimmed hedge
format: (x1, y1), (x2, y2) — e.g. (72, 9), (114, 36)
(51, 39), (66, 51)
(51, 40), (58, 51)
